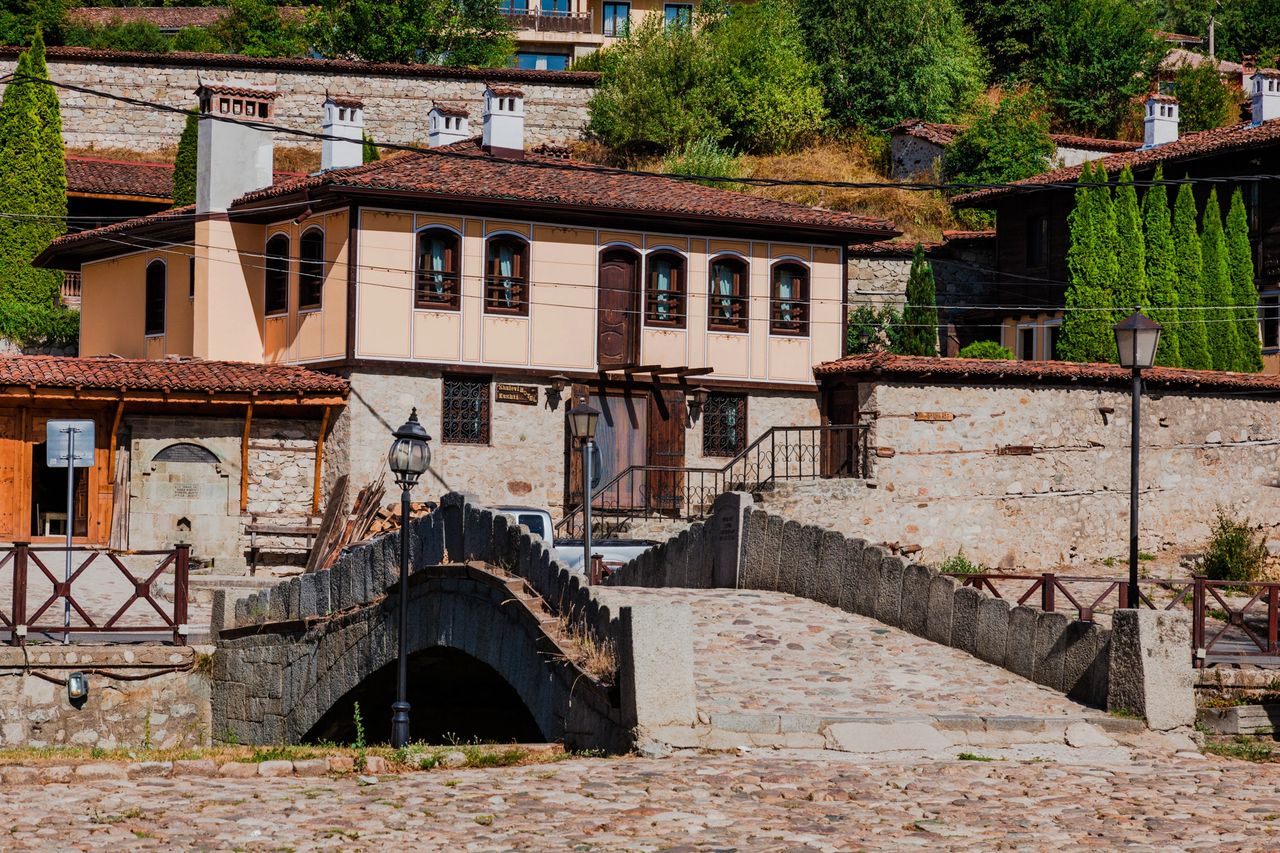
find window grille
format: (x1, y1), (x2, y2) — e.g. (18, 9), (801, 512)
(708, 256), (748, 332)
(485, 237), (529, 315)
(645, 252), (685, 327)
(770, 262), (808, 336)
(442, 378), (491, 444)
(416, 229), (461, 310)
(703, 393), (746, 457)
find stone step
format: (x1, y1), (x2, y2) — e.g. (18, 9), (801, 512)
(1198, 703), (1280, 735)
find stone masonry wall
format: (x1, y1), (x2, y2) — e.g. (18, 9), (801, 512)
(763, 380), (1280, 570)
(0, 645), (211, 749)
(0, 49), (595, 154)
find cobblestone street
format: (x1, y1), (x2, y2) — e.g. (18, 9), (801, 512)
(1, 752), (1277, 851)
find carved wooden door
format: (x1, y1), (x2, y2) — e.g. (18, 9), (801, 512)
(597, 250), (638, 368)
(645, 390), (686, 514)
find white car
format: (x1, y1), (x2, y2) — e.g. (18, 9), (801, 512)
(495, 506), (656, 578)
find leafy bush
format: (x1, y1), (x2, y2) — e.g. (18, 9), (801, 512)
(942, 89), (1054, 189)
(212, 0), (309, 58)
(1173, 62), (1239, 133)
(958, 340), (1014, 360)
(171, 26), (227, 55)
(63, 21), (172, 53)
(305, 0), (515, 67)
(659, 138), (743, 187)
(938, 549), (985, 575)
(846, 303), (901, 354)
(1203, 509), (1267, 584)
(0, 303), (79, 348)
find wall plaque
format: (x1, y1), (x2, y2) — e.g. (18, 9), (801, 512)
(495, 384), (539, 406)
(913, 411), (955, 422)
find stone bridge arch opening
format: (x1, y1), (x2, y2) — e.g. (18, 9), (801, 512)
(303, 647), (543, 745)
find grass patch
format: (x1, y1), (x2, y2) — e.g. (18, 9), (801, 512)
(1204, 736), (1275, 762)
(393, 741), (539, 771)
(1108, 707), (1143, 720)
(956, 752), (996, 761)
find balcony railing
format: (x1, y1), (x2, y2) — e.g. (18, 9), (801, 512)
(502, 7), (593, 32)
(60, 272), (82, 307)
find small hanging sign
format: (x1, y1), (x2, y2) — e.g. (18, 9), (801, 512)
(913, 411), (955, 422)
(495, 384), (539, 406)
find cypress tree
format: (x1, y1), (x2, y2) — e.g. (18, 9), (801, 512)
(1141, 165), (1181, 367)
(895, 244), (939, 356)
(1059, 163), (1116, 363)
(1200, 188), (1240, 371)
(1113, 165), (1147, 316)
(1090, 165), (1120, 326)
(0, 30), (66, 309)
(1173, 181), (1211, 370)
(362, 132), (380, 163)
(172, 110), (198, 208)
(1227, 187), (1263, 372)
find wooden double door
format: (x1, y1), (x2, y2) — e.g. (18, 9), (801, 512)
(0, 406), (109, 543)
(566, 388), (685, 513)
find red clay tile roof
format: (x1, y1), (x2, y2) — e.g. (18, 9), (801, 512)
(231, 139), (899, 237)
(846, 229), (994, 258)
(326, 94), (364, 109)
(0, 45), (600, 86)
(67, 155), (173, 200)
(814, 351), (1280, 393)
(0, 355), (348, 396)
(953, 117), (1280, 206)
(432, 102), (470, 118)
(49, 204), (194, 252)
(891, 119), (1134, 154)
(197, 82), (278, 100)
(486, 84), (524, 97)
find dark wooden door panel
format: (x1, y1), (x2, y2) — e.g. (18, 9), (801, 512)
(646, 390), (686, 513)
(598, 250), (637, 368)
(823, 385), (859, 477)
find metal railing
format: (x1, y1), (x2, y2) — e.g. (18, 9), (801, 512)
(0, 543), (189, 645)
(556, 424), (870, 539)
(502, 7), (592, 32)
(949, 571), (1280, 668)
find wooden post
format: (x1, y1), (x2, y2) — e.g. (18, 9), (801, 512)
(240, 401), (254, 513)
(312, 405), (331, 515)
(107, 400), (124, 485)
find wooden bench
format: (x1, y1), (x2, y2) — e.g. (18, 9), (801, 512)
(245, 521), (321, 576)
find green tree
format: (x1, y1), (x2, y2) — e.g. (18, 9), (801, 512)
(1141, 165), (1181, 367)
(362, 132), (380, 164)
(1113, 166), (1147, 315)
(170, 25), (226, 54)
(211, 0), (308, 58)
(1032, 0), (1163, 136)
(1172, 62), (1239, 133)
(62, 21), (171, 53)
(1058, 163), (1116, 363)
(1226, 187), (1263, 372)
(958, 0), (1053, 81)
(0, 31), (67, 311)
(1089, 163), (1119, 316)
(306, 0), (515, 67)
(1173, 181), (1211, 369)
(794, 0), (986, 131)
(941, 89), (1055, 188)
(895, 244), (938, 356)
(172, 110), (198, 208)
(0, 0), (65, 48)
(846, 303), (901, 354)
(1215, 0), (1280, 63)
(1199, 188), (1241, 370)
(588, 2), (824, 156)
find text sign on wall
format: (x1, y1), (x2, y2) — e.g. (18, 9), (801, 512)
(46, 420), (95, 468)
(495, 384), (539, 406)
(913, 411), (955, 422)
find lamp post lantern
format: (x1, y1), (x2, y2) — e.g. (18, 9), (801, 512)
(1114, 308), (1162, 610)
(567, 396), (600, 584)
(386, 408), (432, 749)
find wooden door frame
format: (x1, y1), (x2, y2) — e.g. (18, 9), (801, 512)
(16, 405), (112, 546)
(597, 247), (640, 369)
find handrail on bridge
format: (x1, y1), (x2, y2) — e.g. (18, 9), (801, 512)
(555, 423), (870, 539)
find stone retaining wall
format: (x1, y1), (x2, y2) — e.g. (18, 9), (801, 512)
(1, 47), (596, 154)
(0, 645), (211, 749)
(608, 492), (1194, 728)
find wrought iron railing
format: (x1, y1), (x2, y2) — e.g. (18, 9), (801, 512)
(502, 7), (592, 32)
(949, 571), (1280, 668)
(0, 543), (189, 645)
(556, 424), (870, 539)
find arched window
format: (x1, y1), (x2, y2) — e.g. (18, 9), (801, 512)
(264, 234), (290, 316)
(645, 251), (685, 327)
(485, 235), (529, 315)
(708, 255), (748, 332)
(144, 260), (165, 336)
(299, 228), (325, 310)
(770, 261), (808, 336)
(153, 443), (219, 464)
(416, 228), (461, 310)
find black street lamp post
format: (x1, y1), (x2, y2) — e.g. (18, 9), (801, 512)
(567, 396), (600, 585)
(386, 408), (432, 749)
(1114, 308), (1162, 610)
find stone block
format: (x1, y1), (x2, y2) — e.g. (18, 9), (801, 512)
(899, 563), (934, 637)
(739, 509), (771, 590)
(75, 763), (127, 780)
(1064, 621), (1110, 707)
(313, 570), (331, 616)
(1003, 605), (1039, 679)
(234, 595), (248, 628)
(258, 760), (294, 778)
(823, 721), (950, 754)
(463, 506), (483, 561)
(975, 596), (1011, 665)
(516, 532), (534, 580)
(776, 520), (804, 596)
(794, 524), (823, 600)
(874, 556), (906, 627)
(173, 759), (217, 777)
(329, 559), (350, 612)
(210, 589), (227, 642)
(1032, 611), (1070, 692)
(761, 515), (785, 591)
(491, 513), (511, 566)
(419, 515), (444, 566)
(683, 523), (706, 588)
(286, 576), (302, 621)
(852, 545), (885, 617)
(267, 585), (287, 623)
(663, 532), (689, 588)
(439, 493), (472, 562)
(708, 491), (751, 588)
(838, 537), (866, 613)
(619, 603), (696, 729)
(814, 530), (846, 608)
(293, 758), (328, 777)
(950, 586), (982, 656)
(1107, 610), (1194, 729)
(299, 573), (318, 619)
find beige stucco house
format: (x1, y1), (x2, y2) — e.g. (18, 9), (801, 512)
(39, 81), (898, 523)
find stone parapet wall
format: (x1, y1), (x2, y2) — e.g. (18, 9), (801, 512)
(0, 50), (595, 154)
(767, 379), (1280, 570)
(0, 645), (212, 749)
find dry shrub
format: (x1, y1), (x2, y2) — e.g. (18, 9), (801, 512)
(274, 146), (321, 174)
(739, 140), (958, 244)
(554, 611), (618, 685)
(67, 145), (176, 163)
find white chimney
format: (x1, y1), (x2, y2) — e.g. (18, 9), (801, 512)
(321, 94), (364, 171)
(482, 84), (525, 159)
(195, 82), (277, 214)
(1142, 93), (1179, 148)
(1252, 70), (1280, 124)
(428, 103), (471, 148)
